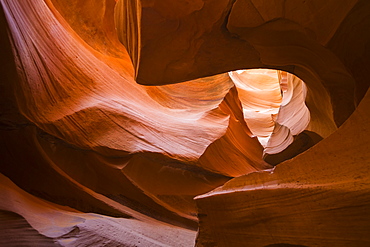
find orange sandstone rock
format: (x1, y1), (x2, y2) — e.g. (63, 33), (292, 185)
(0, 0), (369, 246)
(195, 89), (370, 246)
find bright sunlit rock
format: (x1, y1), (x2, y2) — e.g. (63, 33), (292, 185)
(229, 69), (310, 154)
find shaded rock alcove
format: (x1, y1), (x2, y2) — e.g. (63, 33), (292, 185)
(0, 0), (369, 246)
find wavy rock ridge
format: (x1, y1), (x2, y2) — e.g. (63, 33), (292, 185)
(0, 0), (369, 246)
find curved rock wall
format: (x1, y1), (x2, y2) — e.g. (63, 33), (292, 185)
(196, 88), (370, 246)
(0, 0), (369, 246)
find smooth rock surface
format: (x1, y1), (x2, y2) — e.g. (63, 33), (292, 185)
(0, 0), (369, 246)
(195, 89), (370, 246)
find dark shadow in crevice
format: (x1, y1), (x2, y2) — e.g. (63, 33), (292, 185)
(263, 130), (323, 166)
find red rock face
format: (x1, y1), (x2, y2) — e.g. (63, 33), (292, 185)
(0, 0), (369, 246)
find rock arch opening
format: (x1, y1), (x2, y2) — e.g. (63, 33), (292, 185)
(229, 69), (322, 166)
(1, 0), (369, 246)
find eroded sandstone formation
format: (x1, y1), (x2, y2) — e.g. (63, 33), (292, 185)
(0, 0), (369, 246)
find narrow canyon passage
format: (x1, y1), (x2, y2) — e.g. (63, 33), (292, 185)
(0, 0), (369, 246)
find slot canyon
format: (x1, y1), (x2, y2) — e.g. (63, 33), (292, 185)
(0, 0), (369, 246)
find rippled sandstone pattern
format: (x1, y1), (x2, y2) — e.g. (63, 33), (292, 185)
(0, 0), (369, 246)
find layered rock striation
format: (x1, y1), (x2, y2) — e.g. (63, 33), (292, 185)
(0, 0), (369, 246)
